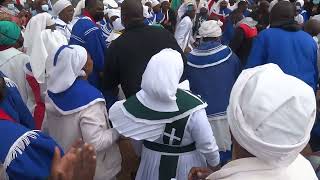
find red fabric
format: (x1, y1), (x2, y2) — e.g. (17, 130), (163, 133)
(0, 108), (15, 122)
(15, 0), (21, 6)
(208, 0), (216, 12)
(0, 45), (12, 51)
(83, 9), (96, 23)
(239, 24), (258, 39)
(26, 74), (45, 130)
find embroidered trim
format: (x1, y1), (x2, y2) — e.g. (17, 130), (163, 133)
(70, 35), (85, 43)
(190, 45), (227, 57)
(3, 77), (18, 88)
(187, 50), (232, 68)
(3, 131), (40, 171)
(84, 27), (99, 36)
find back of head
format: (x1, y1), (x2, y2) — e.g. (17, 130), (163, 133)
(0, 21), (21, 46)
(270, 1), (295, 27)
(304, 19), (320, 37)
(228, 63), (316, 167)
(121, 0), (144, 28)
(139, 48), (184, 112)
(199, 20), (223, 39)
(47, 45), (87, 93)
(85, 0), (97, 8)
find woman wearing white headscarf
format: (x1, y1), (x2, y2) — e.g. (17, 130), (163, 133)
(189, 63), (318, 180)
(109, 48), (220, 180)
(53, 0), (75, 41)
(42, 45), (121, 180)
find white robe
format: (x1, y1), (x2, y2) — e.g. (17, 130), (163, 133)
(175, 16), (195, 51)
(207, 154), (318, 180)
(55, 18), (73, 42)
(42, 101), (122, 180)
(110, 102), (220, 180)
(0, 48), (32, 107)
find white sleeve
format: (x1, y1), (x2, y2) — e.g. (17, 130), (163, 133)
(80, 102), (120, 152)
(189, 109), (220, 167)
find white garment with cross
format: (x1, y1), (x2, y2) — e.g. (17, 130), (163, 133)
(163, 128), (181, 145)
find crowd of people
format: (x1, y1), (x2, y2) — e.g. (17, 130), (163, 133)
(0, 0), (320, 179)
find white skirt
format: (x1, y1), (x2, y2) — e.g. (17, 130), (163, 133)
(209, 118), (232, 152)
(135, 145), (207, 180)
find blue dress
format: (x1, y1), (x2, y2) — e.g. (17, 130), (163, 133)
(187, 41), (241, 164)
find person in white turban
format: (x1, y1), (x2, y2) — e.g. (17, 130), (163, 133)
(174, 2), (196, 53)
(42, 45), (121, 180)
(109, 48), (220, 180)
(189, 63), (318, 180)
(53, 0), (74, 41)
(187, 20), (241, 165)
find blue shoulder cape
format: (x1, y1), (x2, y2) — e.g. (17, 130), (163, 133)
(47, 79), (105, 115)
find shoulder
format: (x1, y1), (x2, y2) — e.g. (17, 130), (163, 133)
(73, 18), (96, 32)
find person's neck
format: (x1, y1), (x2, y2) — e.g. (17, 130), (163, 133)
(0, 45), (12, 51)
(125, 20), (145, 31)
(83, 9), (96, 23)
(232, 143), (255, 161)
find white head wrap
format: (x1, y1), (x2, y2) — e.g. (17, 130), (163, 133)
(160, 0), (169, 3)
(107, 8), (121, 18)
(151, 0), (160, 7)
(228, 63), (316, 167)
(199, 20), (223, 38)
(177, 1), (194, 22)
(141, 0), (150, 4)
(104, 0), (118, 8)
(136, 48), (184, 112)
(29, 30), (68, 83)
(46, 45), (87, 93)
(53, 0), (72, 16)
(296, 0), (304, 7)
(143, 5), (152, 18)
(74, 0), (85, 17)
(24, 12), (55, 53)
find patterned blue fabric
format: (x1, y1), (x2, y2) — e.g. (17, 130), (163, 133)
(0, 71), (34, 129)
(187, 41), (241, 116)
(0, 121), (62, 180)
(301, 10), (310, 22)
(48, 79), (104, 113)
(246, 28), (318, 91)
(99, 18), (113, 41)
(69, 17), (107, 89)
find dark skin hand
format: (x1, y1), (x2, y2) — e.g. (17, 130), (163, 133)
(49, 140), (97, 180)
(188, 165), (221, 180)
